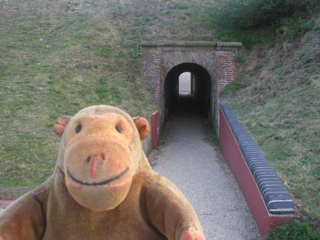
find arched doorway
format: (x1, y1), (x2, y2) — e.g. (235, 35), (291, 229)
(179, 72), (193, 95)
(164, 63), (213, 120)
(141, 41), (242, 132)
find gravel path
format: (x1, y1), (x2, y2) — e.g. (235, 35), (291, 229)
(153, 98), (261, 240)
(0, 99), (261, 239)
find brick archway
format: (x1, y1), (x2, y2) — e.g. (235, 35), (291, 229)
(163, 62), (213, 120)
(140, 41), (242, 132)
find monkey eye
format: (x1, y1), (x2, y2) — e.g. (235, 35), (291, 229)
(75, 124), (82, 133)
(115, 125), (123, 133)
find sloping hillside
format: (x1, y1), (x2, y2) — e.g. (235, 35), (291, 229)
(221, 17), (320, 222)
(0, 0), (215, 188)
(1, 0), (319, 230)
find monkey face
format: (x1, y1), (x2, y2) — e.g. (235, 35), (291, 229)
(54, 106), (150, 211)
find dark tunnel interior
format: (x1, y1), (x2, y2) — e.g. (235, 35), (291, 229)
(164, 63), (213, 120)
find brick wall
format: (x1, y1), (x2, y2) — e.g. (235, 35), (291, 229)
(216, 50), (238, 90)
(140, 41), (242, 131)
(141, 48), (162, 105)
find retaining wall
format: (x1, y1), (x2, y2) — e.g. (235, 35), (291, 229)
(219, 103), (295, 237)
(141, 111), (158, 156)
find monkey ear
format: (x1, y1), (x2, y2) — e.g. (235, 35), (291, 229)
(54, 116), (72, 138)
(133, 117), (150, 140)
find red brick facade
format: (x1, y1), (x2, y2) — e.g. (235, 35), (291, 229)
(140, 41), (242, 130)
(216, 51), (239, 90)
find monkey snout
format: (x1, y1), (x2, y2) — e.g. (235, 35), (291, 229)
(86, 154), (106, 163)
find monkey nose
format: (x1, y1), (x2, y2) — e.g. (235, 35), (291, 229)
(86, 154), (105, 163)
(87, 154), (107, 180)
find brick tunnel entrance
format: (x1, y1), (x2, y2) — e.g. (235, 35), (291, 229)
(164, 63), (212, 120)
(140, 41), (242, 132)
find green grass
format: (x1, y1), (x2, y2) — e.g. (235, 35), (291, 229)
(0, 0), (217, 188)
(205, 0), (319, 48)
(267, 220), (320, 240)
(219, 75), (248, 96)
(221, 17), (320, 222)
(2, 1), (319, 234)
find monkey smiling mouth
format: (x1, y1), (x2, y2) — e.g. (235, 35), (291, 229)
(67, 168), (129, 187)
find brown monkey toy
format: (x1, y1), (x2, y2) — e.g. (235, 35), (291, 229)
(0, 105), (205, 240)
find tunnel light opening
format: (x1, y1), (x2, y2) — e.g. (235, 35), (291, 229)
(179, 72), (192, 95)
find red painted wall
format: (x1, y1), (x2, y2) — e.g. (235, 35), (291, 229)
(219, 107), (294, 237)
(151, 111), (158, 149)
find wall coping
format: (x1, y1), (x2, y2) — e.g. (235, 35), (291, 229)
(220, 103), (295, 215)
(140, 41), (242, 50)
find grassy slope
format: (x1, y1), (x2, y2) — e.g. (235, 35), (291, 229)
(221, 18), (320, 221)
(1, 0), (318, 226)
(0, 0), (215, 187)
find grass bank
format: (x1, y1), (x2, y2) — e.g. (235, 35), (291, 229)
(221, 17), (320, 225)
(0, 0), (215, 188)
